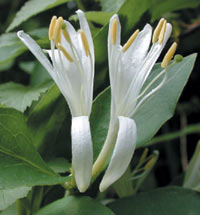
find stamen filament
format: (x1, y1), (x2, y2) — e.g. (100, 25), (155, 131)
(53, 17), (63, 41)
(161, 42), (177, 68)
(122, 29), (139, 52)
(57, 43), (73, 62)
(132, 68), (168, 116)
(49, 16), (57, 40)
(152, 18), (165, 43)
(80, 30), (90, 56)
(158, 20), (167, 44)
(111, 18), (118, 45)
(62, 29), (71, 43)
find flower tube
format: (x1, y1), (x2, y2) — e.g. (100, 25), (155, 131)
(17, 10), (94, 192)
(92, 15), (177, 191)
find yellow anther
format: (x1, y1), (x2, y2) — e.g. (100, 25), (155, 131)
(53, 17), (63, 41)
(111, 18), (118, 45)
(161, 42), (177, 68)
(48, 16), (57, 40)
(122, 29), (139, 52)
(144, 157), (156, 170)
(57, 43), (73, 62)
(62, 29), (70, 43)
(55, 30), (61, 44)
(80, 30), (90, 56)
(152, 18), (165, 43)
(158, 20), (167, 44)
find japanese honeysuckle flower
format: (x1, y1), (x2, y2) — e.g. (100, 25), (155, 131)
(17, 10), (94, 192)
(92, 15), (177, 191)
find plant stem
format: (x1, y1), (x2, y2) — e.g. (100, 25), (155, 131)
(147, 123), (200, 146)
(179, 110), (188, 171)
(92, 119), (118, 177)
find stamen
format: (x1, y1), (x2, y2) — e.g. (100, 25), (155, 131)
(48, 16), (57, 40)
(62, 29), (71, 43)
(80, 30), (90, 56)
(53, 17), (63, 41)
(111, 18), (118, 45)
(152, 18), (165, 43)
(158, 20), (167, 44)
(122, 29), (139, 52)
(55, 30), (61, 44)
(161, 42), (177, 68)
(57, 43), (73, 62)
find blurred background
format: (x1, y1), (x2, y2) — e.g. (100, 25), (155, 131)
(0, 0), (200, 194)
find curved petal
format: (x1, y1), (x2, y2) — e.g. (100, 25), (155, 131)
(122, 23), (172, 116)
(99, 116), (137, 192)
(72, 116), (93, 192)
(122, 24), (152, 75)
(17, 31), (54, 79)
(76, 10), (94, 60)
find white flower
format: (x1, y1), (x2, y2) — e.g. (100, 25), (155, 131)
(93, 15), (177, 191)
(17, 10), (94, 192)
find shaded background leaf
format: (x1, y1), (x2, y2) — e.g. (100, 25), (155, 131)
(0, 81), (52, 112)
(0, 187), (31, 211)
(108, 186), (200, 215)
(6, 0), (71, 32)
(0, 108), (68, 190)
(35, 196), (114, 215)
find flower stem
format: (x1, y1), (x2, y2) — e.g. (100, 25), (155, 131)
(92, 119), (118, 177)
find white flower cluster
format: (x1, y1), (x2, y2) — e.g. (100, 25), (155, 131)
(18, 10), (177, 192)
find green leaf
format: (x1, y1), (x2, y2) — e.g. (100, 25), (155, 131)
(0, 81), (52, 112)
(28, 84), (71, 159)
(70, 11), (114, 26)
(19, 61), (52, 86)
(6, 0), (71, 32)
(0, 60), (14, 72)
(0, 187), (31, 211)
(184, 140), (200, 191)
(100, 0), (127, 11)
(0, 108), (68, 189)
(150, 0), (200, 21)
(0, 31), (48, 65)
(108, 186), (200, 215)
(47, 157), (71, 173)
(35, 196), (114, 215)
(135, 54), (196, 147)
(0, 33), (26, 65)
(0, 204), (17, 215)
(91, 54), (196, 159)
(91, 89), (110, 160)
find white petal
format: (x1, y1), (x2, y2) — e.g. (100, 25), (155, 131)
(100, 116), (137, 192)
(17, 31), (54, 79)
(72, 116), (93, 192)
(76, 10), (94, 60)
(64, 20), (79, 50)
(122, 24), (152, 72)
(108, 14), (121, 49)
(122, 23), (173, 116)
